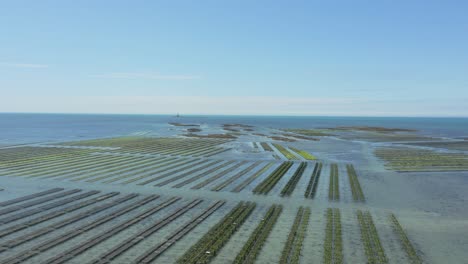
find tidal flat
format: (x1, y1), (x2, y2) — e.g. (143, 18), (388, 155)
(0, 114), (467, 264)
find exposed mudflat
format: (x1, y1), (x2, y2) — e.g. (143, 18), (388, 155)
(0, 121), (467, 264)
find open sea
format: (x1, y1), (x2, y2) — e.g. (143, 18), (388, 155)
(1, 113), (467, 145)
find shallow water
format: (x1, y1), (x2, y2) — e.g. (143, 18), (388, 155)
(0, 113), (467, 263)
(2, 113), (468, 145)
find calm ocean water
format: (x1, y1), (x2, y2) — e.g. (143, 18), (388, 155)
(1, 113), (467, 145)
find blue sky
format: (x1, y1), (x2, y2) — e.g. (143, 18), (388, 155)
(1, 0), (467, 116)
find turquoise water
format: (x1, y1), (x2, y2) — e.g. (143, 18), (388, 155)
(1, 113), (467, 144)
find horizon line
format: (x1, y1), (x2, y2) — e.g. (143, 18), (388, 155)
(1, 111), (467, 119)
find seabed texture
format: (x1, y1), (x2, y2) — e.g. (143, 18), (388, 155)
(0, 123), (467, 264)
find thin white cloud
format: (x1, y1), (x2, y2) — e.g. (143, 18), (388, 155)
(0, 96), (363, 116)
(92, 72), (201, 80)
(0, 62), (48, 68)
(2, 95), (467, 117)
